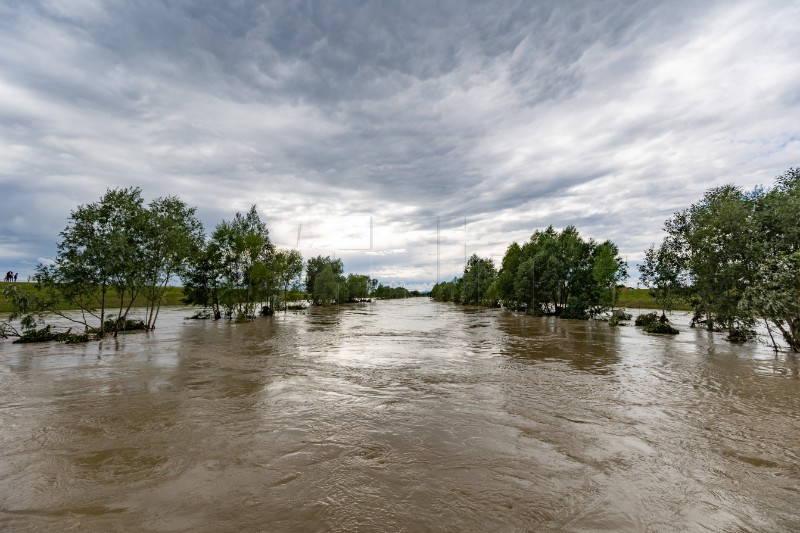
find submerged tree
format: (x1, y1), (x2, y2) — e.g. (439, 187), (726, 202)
(647, 166), (800, 349)
(5, 187), (204, 338)
(460, 254), (497, 306)
(740, 168), (800, 350)
(345, 274), (372, 301)
(208, 205), (275, 321)
(141, 196), (205, 329)
(664, 185), (761, 337)
(273, 249), (304, 311)
(741, 251), (800, 352)
(306, 256), (344, 305)
(639, 237), (687, 319)
(497, 226), (626, 317)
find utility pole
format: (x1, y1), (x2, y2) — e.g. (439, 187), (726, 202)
(464, 216), (467, 271)
(436, 216), (440, 284)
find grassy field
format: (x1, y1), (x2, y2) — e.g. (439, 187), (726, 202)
(616, 288), (691, 311)
(0, 282), (187, 314)
(2, 283), (686, 314)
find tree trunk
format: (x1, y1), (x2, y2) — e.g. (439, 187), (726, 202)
(99, 285), (107, 338)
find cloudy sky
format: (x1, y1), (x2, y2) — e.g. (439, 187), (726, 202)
(1, 0), (798, 289)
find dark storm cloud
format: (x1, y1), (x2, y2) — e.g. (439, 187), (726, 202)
(1, 0), (798, 286)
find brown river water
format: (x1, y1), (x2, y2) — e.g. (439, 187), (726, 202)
(1, 299), (799, 532)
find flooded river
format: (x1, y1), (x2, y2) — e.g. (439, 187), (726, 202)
(1, 299), (799, 531)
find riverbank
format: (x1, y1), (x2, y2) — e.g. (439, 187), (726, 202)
(2, 284), (689, 314)
(0, 282), (186, 313)
(616, 287), (691, 311)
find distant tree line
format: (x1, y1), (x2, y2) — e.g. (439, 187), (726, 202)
(1, 187), (414, 342)
(432, 226), (627, 319)
(639, 167), (800, 351)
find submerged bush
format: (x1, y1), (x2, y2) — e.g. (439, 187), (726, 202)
(14, 325), (90, 344)
(103, 317), (147, 332)
(643, 322), (679, 335)
(635, 312), (659, 326)
(727, 327), (756, 343)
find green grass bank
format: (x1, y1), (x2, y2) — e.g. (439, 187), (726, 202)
(0, 282), (187, 314)
(616, 288), (691, 311)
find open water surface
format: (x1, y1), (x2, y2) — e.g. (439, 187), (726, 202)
(1, 299), (799, 531)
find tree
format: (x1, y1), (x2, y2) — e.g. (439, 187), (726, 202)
(497, 242), (523, 309)
(314, 265), (339, 306)
(141, 196), (204, 329)
(646, 167), (800, 347)
(6, 188), (206, 338)
(209, 205), (275, 321)
(460, 254), (496, 305)
(639, 237), (686, 319)
(739, 168), (800, 351)
(665, 185), (760, 336)
(592, 241), (627, 312)
(741, 251), (800, 352)
(305, 256), (344, 305)
(182, 244), (222, 318)
(40, 187), (150, 337)
(498, 225), (624, 318)
(346, 274), (371, 301)
(273, 249), (304, 311)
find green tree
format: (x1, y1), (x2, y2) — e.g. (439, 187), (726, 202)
(141, 196), (204, 329)
(182, 244), (222, 318)
(460, 254), (496, 305)
(497, 242), (523, 310)
(592, 241), (627, 312)
(665, 185), (760, 335)
(209, 205), (275, 321)
(740, 168), (800, 350)
(41, 187), (149, 337)
(639, 237), (686, 319)
(314, 265), (339, 306)
(305, 256), (344, 305)
(346, 274), (371, 301)
(741, 251), (800, 352)
(498, 225), (625, 318)
(273, 249), (304, 311)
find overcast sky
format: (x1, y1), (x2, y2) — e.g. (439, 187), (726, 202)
(1, 0), (798, 289)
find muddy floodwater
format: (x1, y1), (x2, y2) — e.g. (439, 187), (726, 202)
(1, 299), (799, 532)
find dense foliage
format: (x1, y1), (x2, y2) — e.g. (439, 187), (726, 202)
(640, 167), (800, 351)
(432, 226), (626, 319)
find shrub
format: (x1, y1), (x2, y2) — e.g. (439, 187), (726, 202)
(14, 325), (90, 344)
(635, 312), (659, 326)
(727, 327), (756, 343)
(643, 322), (679, 335)
(612, 309), (632, 320)
(104, 317), (147, 332)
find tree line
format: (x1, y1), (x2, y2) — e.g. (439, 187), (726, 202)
(432, 225), (627, 319)
(1, 187), (414, 342)
(639, 167), (800, 351)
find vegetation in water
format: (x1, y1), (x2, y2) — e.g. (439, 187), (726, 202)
(1, 187), (203, 339)
(642, 322), (679, 335)
(1, 188), (420, 343)
(634, 312), (679, 334)
(5, 167), (798, 352)
(432, 226), (627, 319)
(641, 167), (800, 351)
(13, 325), (90, 344)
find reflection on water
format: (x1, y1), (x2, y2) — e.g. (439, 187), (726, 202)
(1, 300), (799, 531)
